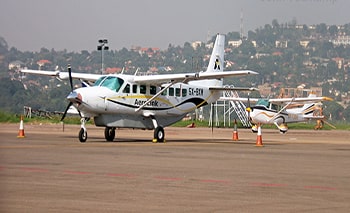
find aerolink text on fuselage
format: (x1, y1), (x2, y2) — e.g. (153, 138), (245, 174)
(134, 99), (159, 107)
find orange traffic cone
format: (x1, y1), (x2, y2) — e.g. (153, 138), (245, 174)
(255, 123), (263, 147)
(17, 115), (25, 138)
(232, 119), (238, 141)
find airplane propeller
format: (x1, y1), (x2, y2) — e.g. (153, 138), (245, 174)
(68, 64), (73, 91)
(61, 64), (74, 121)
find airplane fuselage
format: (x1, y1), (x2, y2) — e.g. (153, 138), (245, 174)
(70, 75), (222, 129)
(249, 102), (323, 131)
(250, 106), (310, 125)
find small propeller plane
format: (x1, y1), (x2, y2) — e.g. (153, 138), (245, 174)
(221, 93), (333, 133)
(21, 34), (258, 142)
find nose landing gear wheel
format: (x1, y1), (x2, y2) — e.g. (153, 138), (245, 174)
(79, 128), (87, 142)
(104, 127), (116, 142)
(153, 126), (165, 143)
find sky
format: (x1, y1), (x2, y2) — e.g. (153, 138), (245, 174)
(0, 0), (348, 52)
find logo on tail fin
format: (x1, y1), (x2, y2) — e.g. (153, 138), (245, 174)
(214, 58), (221, 70)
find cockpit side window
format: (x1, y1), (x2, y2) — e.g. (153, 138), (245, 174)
(270, 103), (279, 110)
(123, 83), (130, 93)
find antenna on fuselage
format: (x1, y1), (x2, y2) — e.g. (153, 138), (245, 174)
(134, 68), (140, 76)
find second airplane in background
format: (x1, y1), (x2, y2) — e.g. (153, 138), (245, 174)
(221, 93), (333, 133)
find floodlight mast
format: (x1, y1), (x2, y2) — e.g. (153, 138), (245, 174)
(97, 39), (109, 74)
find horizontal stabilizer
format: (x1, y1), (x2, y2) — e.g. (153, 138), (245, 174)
(209, 86), (258, 91)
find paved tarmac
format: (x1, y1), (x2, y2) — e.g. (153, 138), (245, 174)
(0, 123), (350, 212)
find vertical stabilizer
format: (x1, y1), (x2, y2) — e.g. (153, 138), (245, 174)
(301, 93), (317, 112)
(206, 34), (225, 73)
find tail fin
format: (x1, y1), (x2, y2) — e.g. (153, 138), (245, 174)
(206, 34), (225, 73)
(301, 93), (320, 116)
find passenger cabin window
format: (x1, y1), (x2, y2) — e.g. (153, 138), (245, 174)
(161, 87), (167, 96)
(169, 87), (174, 96)
(94, 76), (124, 92)
(140, 85), (146, 94)
(150, 86), (157, 95)
(132, 85), (137, 93)
(175, 88), (181, 97)
(182, 88), (187, 97)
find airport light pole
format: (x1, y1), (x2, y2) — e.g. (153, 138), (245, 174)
(97, 39), (109, 74)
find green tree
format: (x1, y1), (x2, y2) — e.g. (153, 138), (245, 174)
(323, 101), (344, 122)
(328, 25), (338, 36)
(343, 106), (350, 122)
(238, 40), (256, 56)
(316, 23), (327, 34)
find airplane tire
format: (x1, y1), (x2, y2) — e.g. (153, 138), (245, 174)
(154, 126), (165, 143)
(280, 130), (287, 134)
(104, 127), (116, 142)
(79, 128), (87, 143)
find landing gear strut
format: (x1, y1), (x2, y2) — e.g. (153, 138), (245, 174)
(150, 115), (165, 143)
(104, 127), (116, 142)
(78, 117), (89, 143)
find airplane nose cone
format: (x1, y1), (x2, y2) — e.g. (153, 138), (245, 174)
(67, 91), (82, 104)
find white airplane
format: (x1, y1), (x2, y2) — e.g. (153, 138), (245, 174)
(221, 93), (333, 133)
(21, 34), (258, 142)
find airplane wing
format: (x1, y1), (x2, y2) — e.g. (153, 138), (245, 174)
(21, 69), (102, 82)
(209, 86), (258, 91)
(268, 97), (333, 104)
(133, 70), (258, 84)
(219, 96), (333, 104)
(219, 97), (260, 103)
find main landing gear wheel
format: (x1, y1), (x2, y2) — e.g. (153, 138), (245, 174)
(104, 127), (116, 142)
(79, 128), (87, 143)
(153, 126), (165, 143)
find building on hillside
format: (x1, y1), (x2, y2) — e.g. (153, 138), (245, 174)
(228, 39), (242, 48)
(191, 41), (202, 50)
(332, 57), (344, 69)
(275, 40), (288, 48)
(330, 35), (350, 46)
(9, 60), (24, 70)
(299, 40), (310, 48)
(37, 59), (51, 70)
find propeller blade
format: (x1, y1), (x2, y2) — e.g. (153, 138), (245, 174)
(68, 64), (73, 91)
(61, 102), (73, 121)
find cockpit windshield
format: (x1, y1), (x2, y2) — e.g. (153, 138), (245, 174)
(256, 99), (270, 107)
(256, 99), (279, 110)
(94, 76), (124, 92)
